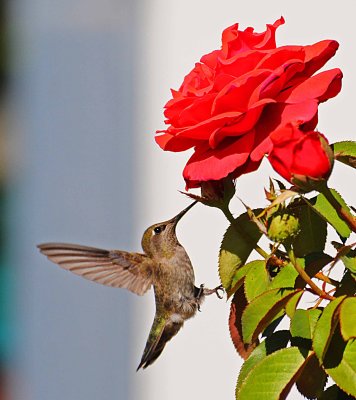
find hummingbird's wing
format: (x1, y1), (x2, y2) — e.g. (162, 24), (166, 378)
(137, 314), (183, 370)
(37, 243), (153, 296)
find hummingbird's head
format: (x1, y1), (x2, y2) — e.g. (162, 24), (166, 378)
(141, 201), (197, 258)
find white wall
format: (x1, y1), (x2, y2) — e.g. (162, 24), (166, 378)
(133, 1), (355, 399)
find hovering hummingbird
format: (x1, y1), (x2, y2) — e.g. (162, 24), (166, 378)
(37, 201), (223, 370)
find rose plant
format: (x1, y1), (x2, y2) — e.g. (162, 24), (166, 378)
(156, 18), (356, 400)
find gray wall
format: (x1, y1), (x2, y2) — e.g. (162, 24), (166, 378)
(9, 1), (137, 399)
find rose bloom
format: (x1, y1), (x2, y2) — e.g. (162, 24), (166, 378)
(268, 124), (333, 186)
(155, 17), (342, 189)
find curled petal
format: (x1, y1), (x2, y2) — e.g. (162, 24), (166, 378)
(155, 131), (198, 151)
(183, 132), (255, 187)
(277, 68), (343, 103)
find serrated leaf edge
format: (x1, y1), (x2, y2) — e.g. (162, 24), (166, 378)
(236, 346), (309, 400)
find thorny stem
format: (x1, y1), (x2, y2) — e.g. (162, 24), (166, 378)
(288, 248), (335, 301)
(221, 205), (269, 259)
(318, 183), (356, 233)
(312, 288), (337, 309)
(315, 272), (340, 287)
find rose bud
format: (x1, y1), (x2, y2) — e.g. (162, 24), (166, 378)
(267, 212), (300, 243)
(200, 178), (236, 208)
(268, 124), (334, 191)
(182, 177), (235, 209)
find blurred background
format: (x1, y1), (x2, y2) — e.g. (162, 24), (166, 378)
(0, 0), (353, 399)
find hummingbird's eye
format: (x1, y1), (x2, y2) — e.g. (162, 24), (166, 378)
(153, 225), (165, 235)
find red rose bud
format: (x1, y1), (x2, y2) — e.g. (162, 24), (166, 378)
(268, 124), (334, 190)
(156, 17), (342, 189)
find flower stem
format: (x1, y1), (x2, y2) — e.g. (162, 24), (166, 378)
(220, 205), (269, 259)
(288, 248), (335, 301)
(318, 183), (356, 232)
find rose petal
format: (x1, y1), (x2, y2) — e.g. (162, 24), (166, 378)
(178, 93), (216, 126)
(250, 99), (319, 161)
(289, 40), (339, 85)
(155, 131), (198, 151)
(217, 50), (266, 78)
(293, 133), (331, 178)
(303, 40), (339, 76)
(183, 132), (255, 185)
(268, 126), (332, 182)
(256, 45), (304, 70)
(276, 68), (343, 103)
(259, 60), (304, 99)
(209, 98), (275, 148)
(231, 158), (262, 179)
(212, 69), (271, 114)
(221, 17), (285, 58)
(174, 111), (245, 140)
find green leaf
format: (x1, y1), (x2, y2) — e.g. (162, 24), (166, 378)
(332, 140), (356, 169)
(332, 242), (356, 274)
(244, 260), (270, 302)
(296, 352), (327, 399)
(339, 297), (356, 341)
(340, 249), (356, 274)
(219, 211), (263, 291)
(293, 202), (327, 257)
(290, 309), (322, 350)
(241, 288), (298, 344)
(227, 263), (252, 299)
(236, 347), (307, 400)
(307, 192), (351, 240)
(291, 309), (322, 339)
(313, 296), (346, 362)
(323, 328), (356, 397)
(269, 262), (299, 290)
(236, 331), (290, 397)
(285, 290), (303, 319)
(229, 286), (257, 359)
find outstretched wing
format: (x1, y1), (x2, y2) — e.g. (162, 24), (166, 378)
(37, 243), (153, 296)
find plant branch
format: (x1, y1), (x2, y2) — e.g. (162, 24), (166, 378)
(315, 272), (340, 287)
(288, 248), (335, 301)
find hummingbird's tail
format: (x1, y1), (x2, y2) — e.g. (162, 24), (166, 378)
(137, 314), (183, 370)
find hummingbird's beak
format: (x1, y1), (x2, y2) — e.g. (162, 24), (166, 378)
(171, 201), (197, 226)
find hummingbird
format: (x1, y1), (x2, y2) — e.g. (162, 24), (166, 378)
(37, 201), (223, 370)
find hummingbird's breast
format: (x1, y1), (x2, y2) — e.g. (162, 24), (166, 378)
(152, 246), (198, 320)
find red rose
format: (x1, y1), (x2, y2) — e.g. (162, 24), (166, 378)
(155, 17), (342, 189)
(268, 124), (333, 186)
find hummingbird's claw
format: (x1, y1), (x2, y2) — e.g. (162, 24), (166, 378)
(215, 285), (224, 299)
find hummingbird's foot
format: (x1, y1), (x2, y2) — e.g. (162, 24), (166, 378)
(202, 284), (224, 299)
(197, 284), (225, 299)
